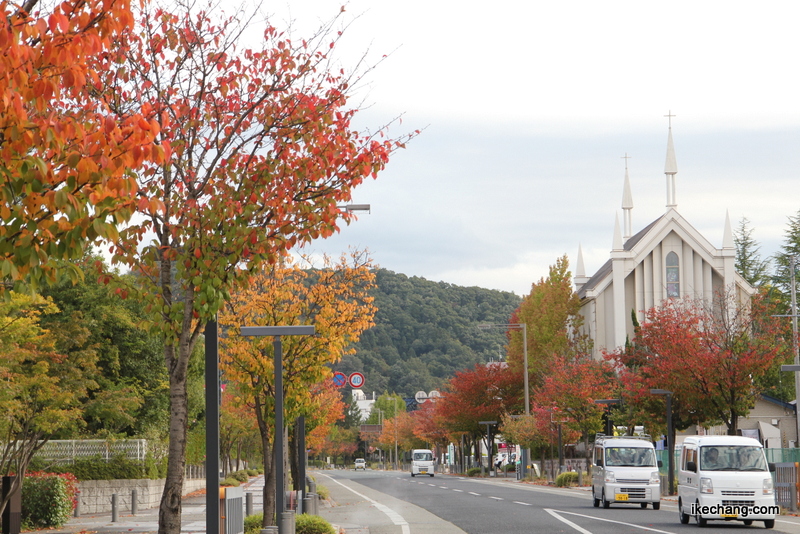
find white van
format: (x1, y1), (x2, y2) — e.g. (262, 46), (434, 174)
(410, 449), (435, 477)
(591, 434), (661, 509)
(678, 435), (777, 528)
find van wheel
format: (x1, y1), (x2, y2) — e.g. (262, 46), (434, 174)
(592, 487), (599, 508)
(743, 520), (753, 525)
(678, 499), (690, 524)
(652, 502), (660, 510)
(602, 490), (610, 509)
(764, 519), (775, 529)
(640, 503), (647, 509)
(695, 501), (707, 527)
(430, 474), (434, 477)
(411, 473), (415, 477)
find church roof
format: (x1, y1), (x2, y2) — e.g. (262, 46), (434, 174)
(577, 215), (665, 299)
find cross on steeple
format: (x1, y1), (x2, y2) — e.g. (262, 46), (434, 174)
(664, 110), (676, 128)
(621, 153), (631, 170)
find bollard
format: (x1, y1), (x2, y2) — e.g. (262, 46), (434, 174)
(74, 491), (80, 517)
(578, 470), (583, 486)
(306, 476), (316, 495)
(132, 488), (138, 515)
(111, 494), (118, 522)
(302, 495), (315, 516)
(280, 511), (295, 534)
(246, 492), (253, 517)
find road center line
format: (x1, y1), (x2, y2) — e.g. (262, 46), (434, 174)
(468, 491), (480, 496)
(544, 509), (593, 534)
(513, 501), (532, 506)
(489, 496), (503, 500)
(318, 474), (411, 534)
(452, 489), (464, 492)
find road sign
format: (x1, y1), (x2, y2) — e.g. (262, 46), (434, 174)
(415, 390), (428, 403)
(332, 372), (347, 388)
(349, 372), (365, 388)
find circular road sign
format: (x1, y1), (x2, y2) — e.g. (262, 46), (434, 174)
(415, 390), (428, 403)
(332, 372), (347, 388)
(349, 372), (365, 389)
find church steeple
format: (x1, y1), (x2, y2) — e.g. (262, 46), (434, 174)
(664, 111), (678, 209)
(621, 153), (633, 240)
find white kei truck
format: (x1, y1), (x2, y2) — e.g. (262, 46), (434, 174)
(677, 435), (777, 529)
(591, 433), (662, 510)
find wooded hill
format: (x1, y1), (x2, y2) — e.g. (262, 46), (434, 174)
(333, 269), (522, 397)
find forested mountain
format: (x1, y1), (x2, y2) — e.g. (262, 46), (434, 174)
(332, 269), (522, 397)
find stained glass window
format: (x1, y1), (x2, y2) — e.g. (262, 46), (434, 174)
(666, 251), (679, 298)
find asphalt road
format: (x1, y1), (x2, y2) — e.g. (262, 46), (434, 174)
(318, 469), (800, 534)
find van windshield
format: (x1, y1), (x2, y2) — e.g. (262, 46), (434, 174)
(605, 447), (657, 467)
(413, 452), (433, 461)
(700, 446), (767, 471)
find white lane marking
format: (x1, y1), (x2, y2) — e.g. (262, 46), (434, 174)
(468, 491), (480, 496)
(453, 489), (464, 492)
(489, 496), (503, 500)
(546, 508), (678, 534)
(318, 474), (411, 534)
(439, 486), (448, 489)
(544, 509), (593, 534)
(428, 484), (436, 487)
(513, 501), (532, 506)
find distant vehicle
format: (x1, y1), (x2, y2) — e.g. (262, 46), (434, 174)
(354, 458), (366, 470)
(410, 449), (435, 477)
(592, 433), (661, 510)
(677, 435), (776, 529)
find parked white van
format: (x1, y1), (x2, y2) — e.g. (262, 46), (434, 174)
(677, 435), (777, 528)
(410, 449), (435, 477)
(591, 434), (661, 509)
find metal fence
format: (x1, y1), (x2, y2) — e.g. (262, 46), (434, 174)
(34, 440), (154, 463)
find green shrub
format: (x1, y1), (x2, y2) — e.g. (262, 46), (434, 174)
(244, 513), (264, 534)
(315, 484), (329, 500)
(39, 454), (168, 481)
(466, 467), (482, 477)
(502, 464), (516, 472)
(221, 477), (240, 487)
(247, 469), (259, 476)
(231, 470), (249, 483)
(22, 472), (78, 528)
(555, 471), (580, 487)
(296, 514), (336, 534)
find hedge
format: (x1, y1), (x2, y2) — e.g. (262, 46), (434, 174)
(22, 472), (78, 529)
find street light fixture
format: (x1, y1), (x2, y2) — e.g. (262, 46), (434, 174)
(338, 203), (371, 213)
(650, 388), (674, 495)
(241, 325), (316, 534)
(478, 323), (529, 478)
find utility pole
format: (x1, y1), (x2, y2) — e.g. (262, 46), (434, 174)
(780, 256), (800, 447)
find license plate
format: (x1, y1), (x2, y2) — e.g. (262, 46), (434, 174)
(420, 469), (427, 473)
(615, 494), (628, 501)
(721, 514), (737, 518)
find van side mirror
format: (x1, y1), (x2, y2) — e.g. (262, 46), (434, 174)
(596, 457), (603, 467)
(657, 460), (663, 468)
(687, 461), (697, 473)
(769, 462), (776, 472)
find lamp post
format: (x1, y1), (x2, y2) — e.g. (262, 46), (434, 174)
(650, 388), (674, 495)
(594, 399), (621, 435)
(394, 396), (399, 471)
(241, 325), (315, 534)
(776, 255), (800, 446)
(479, 421), (497, 476)
(478, 323), (528, 478)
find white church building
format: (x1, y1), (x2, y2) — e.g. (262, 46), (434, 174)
(574, 121), (755, 358)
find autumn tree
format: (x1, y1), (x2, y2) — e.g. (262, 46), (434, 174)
(95, 0), (411, 529)
(0, 0), (162, 293)
(535, 353), (615, 463)
(435, 363), (523, 465)
(610, 292), (786, 436)
(218, 252), (377, 525)
(0, 293), (100, 516)
(506, 255), (586, 394)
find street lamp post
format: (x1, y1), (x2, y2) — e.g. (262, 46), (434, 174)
(241, 325), (315, 534)
(478, 323), (529, 478)
(650, 389), (674, 495)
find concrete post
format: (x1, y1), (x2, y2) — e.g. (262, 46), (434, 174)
(131, 489), (138, 515)
(246, 492), (253, 517)
(73, 491), (80, 517)
(280, 511), (295, 534)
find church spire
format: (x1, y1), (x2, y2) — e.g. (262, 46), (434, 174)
(664, 111), (678, 209)
(613, 213), (623, 251)
(621, 153), (633, 240)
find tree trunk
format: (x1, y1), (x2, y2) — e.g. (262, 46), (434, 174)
(158, 342), (190, 534)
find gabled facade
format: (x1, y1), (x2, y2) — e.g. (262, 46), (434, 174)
(575, 123), (755, 358)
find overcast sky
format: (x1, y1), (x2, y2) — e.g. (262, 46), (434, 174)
(277, 1), (800, 295)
